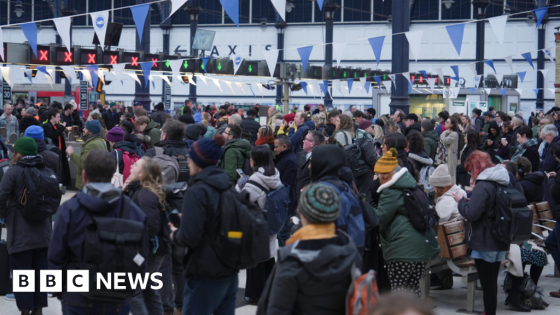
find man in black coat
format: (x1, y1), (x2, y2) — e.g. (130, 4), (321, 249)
(24, 126), (61, 181)
(240, 109), (261, 144)
(515, 156), (545, 204)
(296, 131), (325, 202)
(42, 108), (71, 186)
(98, 104), (115, 131)
(273, 135), (298, 246)
(403, 113), (421, 136)
(145, 120), (190, 183)
(512, 126), (540, 173)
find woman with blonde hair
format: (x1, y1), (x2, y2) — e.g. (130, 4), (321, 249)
(202, 112), (216, 138)
(334, 114), (355, 146)
(124, 157), (168, 314)
(385, 120), (401, 134)
(255, 125), (275, 153)
(312, 112), (328, 135)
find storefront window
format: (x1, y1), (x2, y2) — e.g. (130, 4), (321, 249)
(409, 94), (446, 120)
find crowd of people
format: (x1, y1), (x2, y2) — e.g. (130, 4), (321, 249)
(0, 98), (559, 315)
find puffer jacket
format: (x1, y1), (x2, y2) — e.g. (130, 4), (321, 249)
(457, 166), (511, 252)
(220, 138), (252, 185)
(240, 117), (261, 144)
(423, 129), (439, 161)
(435, 185), (466, 223)
(374, 167), (440, 262)
(0, 155), (52, 254)
(441, 130), (459, 184)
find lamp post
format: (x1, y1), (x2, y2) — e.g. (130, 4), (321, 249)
(536, 0), (550, 111)
(389, 0), (410, 114)
(472, 0), (489, 81)
(186, 2), (202, 105)
(324, 1), (339, 108)
(133, 0), (152, 110)
(161, 2), (171, 104)
(275, 19), (286, 107)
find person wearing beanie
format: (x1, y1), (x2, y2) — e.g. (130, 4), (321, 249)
(0, 137), (53, 315)
(421, 119), (439, 161)
(429, 164), (466, 223)
(257, 182), (361, 315)
(66, 118), (107, 189)
(374, 148), (440, 297)
(357, 119), (374, 139)
(167, 135), (241, 315)
(106, 126), (125, 149)
(108, 125), (139, 182)
(276, 113), (296, 136)
(24, 126), (61, 179)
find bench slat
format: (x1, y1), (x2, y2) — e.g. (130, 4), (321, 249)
(450, 244), (468, 258)
(537, 210), (556, 230)
(535, 202), (551, 212)
(443, 221), (465, 234)
(446, 231), (465, 247)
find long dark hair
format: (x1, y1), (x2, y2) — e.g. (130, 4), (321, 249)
(384, 132), (419, 181)
(466, 129), (480, 150)
(251, 145), (276, 176)
(448, 117), (459, 132)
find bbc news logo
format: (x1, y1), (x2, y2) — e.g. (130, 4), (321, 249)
(13, 270), (163, 292)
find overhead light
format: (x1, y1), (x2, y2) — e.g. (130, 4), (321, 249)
(14, 0), (24, 18)
(387, 15), (392, 29)
(442, 0), (454, 9)
(527, 11), (536, 26)
(286, 2), (295, 13)
(261, 18), (267, 32)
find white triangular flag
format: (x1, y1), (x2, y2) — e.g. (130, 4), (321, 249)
(468, 62), (478, 76)
(0, 67), (10, 88)
(548, 88), (556, 95)
(402, 72), (411, 85)
(382, 80), (392, 92)
(170, 0), (189, 19)
(427, 78), (436, 91)
(127, 72), (142, 86)
(53, 17), (72, 53)
(159, 75), (171, 86)
(212, 79), (223, 92)
(434, 68), (444, 84)
(539, 69), (549, 79)
(271, 0), (286, 22)
(24, 69), (33, 83)
(81, 70), (92, 87)
(225, 81), (235, 94)
(196, 75), (207, 86)
(450, 87), (460, 99)
(60, 66), (76, 85)
(186, 74), (196, 86)
(333, 42), (347, 68)
(516, 88), (523, 97)
(473, 76), (481, 88)
(405, 30), (423, 62)
(98, 69), (105, 85)
(333, 80), (342, 95)
(388, 74), (396, 86)
(89, 11), (109, 51)
(495, 73), (504, 85)
(112, 64), (125, 85)
(235, 82), (247, 94)
(0, 27), (4, 61)
(308, 83), (316, 98)
(504, 56), (514, 73)
(488, 15), (508, 46)
(359, 77), (367, 94)
(328, 87), (333, 100)
(263, 50), (279, 77)
(255, 83), (264, 98)
(485, 88), (491, 95)
(230, 55), (244, 75)
(242, 83), (252, 95)
(46, 69), (54, 88)
(169, 59), (182, 82)
(544, 48), (555, 63)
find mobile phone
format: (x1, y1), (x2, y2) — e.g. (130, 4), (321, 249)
(168, 210), (181, 228)
(236, 169), (244, 177)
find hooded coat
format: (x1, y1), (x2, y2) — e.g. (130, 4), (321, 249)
(374, 168), (440, 262)
(256, 233), (361, 315)
(423, 129), (439, 161)
(172, 166), (239, 278)
(240, 117), (261, 144)
(48, 183), (149, 305)
(144, 120), (162, 149)
(519, 171), (545, 204)
(34, 138), (60, 180)
(69, 134), (107, 189)
(457, 166), (511, 252)
(220, 138), (252, 185)
(481, 121), (502, 151)
(440, 130), (459, 184)
(185, 124), (208, 141)
(434, 185), (466, 223)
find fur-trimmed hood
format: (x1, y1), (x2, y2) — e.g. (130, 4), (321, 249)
(377, 167), (416, 193)
(408, 151), (433, 167)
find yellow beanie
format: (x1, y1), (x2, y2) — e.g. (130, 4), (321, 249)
(374, 148), (398, 174)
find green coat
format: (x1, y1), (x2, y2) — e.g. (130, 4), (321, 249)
(374, 168), (440, 263)
(423, 129), (439, 161)
(69, 135), (107, 189)
(144, 120), (161, 149)
(219, 138), (252, 185)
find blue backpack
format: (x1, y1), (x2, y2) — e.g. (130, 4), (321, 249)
(320, 181), (365, 248)
(135, 144), (145, 158)
(247, 180), (291, 235)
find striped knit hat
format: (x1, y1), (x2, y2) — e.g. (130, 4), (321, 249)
(189, 135), (226, 168)
(374, 148), (398, 174)
(299, 183), (340, 224)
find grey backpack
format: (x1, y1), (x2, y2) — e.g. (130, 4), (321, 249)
(153, 147), (179, 185)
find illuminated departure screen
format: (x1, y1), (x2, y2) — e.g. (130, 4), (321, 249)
(56, 47), (74, 66)
(30, 45), (51, 65)
(79, 49), (98, 65)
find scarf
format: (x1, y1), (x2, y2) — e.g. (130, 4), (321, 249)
(285, 223), (336, 245)
(255, 135), (275, 146)
(52, 123), (63, 150)
(511, 138), (538, 161)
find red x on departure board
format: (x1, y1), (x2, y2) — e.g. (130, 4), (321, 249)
(124, 52), (140, 70)
(56, 47), (74, 65)
(29, 45), (51, 65)
(79, 49), (98, 65)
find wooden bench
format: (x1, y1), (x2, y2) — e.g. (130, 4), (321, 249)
(530, 202), (559, 278)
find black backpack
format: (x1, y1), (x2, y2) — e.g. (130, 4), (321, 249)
(402, 186), (439, 239)
(17, 164), (61, 221)
(161, 182), (189, 244)
(341, 133), (370, 178)
(210, 189), (270, 270)
(488, 183), (533, 244)
(78, 196), (146, 303)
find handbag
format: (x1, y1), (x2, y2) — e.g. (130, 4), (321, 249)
(111, 150), (124, 188)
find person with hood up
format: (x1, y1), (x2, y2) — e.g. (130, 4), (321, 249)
(0, 138), (54, 315)
(256, 182), (362, 315)
(255, 126), (275, 154)
(373, 148), (440, 297)
(440, 117), (460, 184)
(515, 156), (545, 204)
(454, 150), (511, 315)
(24, 126), (60, 180)
(236, 145), (283, 304)
(406, 132), (434, 184)
(220, 124), (252, 185)
(403, 113), (421, 136)
(510, 126), (540, 173)
(288, 112), (316, 155)
(422, 119), (439, 161)
(48, 149), (149, 315)
(150, 102), (171, 126)
(67, 120), (107, 189)
(168, 135), (240, 315)
(481, 121), (502, 153)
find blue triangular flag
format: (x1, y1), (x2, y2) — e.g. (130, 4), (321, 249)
(130, 3), (150, 43)
(220, 0), (240, 27)
(364, 82), (371, 94)
(521, 53), (534, 69)
(517, 71), (527, 83)
(36, 66), (51, 78)
(201, 57), (210, 73)
(140, 62), (152, 87)
(347, 79), (353, 94)
(534, 7), (548, 29)
(450, 65), (459, 81)
(533, 89), (539, 97)
(500, 88), (507, 97)
(484, 60), (496, 74)
(322, 80), (329, 96)
(20, 23), (38, 58)
(419, 71), (428, 80)
(297, 46), (313, 73)
(300, 82), (308, 95)
(446, 23), (465, 56)
(367, 36), (385, 67)
(86, 65), (99, 88)
(317, 0), (324, 11)
(374, 76), (381, 89)
(469, 88), (476, 93)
